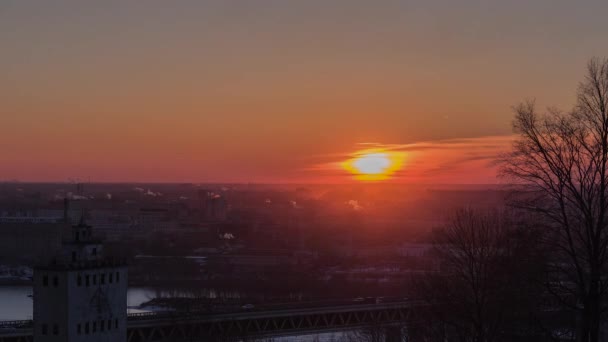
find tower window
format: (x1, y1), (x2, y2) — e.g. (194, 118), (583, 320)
(72, 251), (76, 262)
(53, 324), (58, 335)
(116, 272), (120, 282)
(85, 275), (90, 287)
(41, 324), (48, 335)
(92, 322), (96, 333)
(93, 274), (97, 285)
(85, 322), (89, 334)
(100, 320), (105, 331)
(77, 275), (82, 286)
(77, 323), (81, 335)
(107, 320), (111, 330)
(109, 273), (113, 283)
(92, 247), (97, 256)
(115, 319), (118, 329)
(42, 275), (48, 287)
(52, 276), (58, 287)
(101, 274), (105, 284)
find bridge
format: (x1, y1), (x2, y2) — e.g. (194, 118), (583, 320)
(0, 299), (418, 342)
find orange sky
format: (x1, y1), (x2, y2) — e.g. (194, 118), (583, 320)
(1, 1), (608, 183)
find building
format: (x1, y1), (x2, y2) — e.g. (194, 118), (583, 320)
(88, 209), (135, 241)
(0, 199), (77, 264)
(397, 243), (434, 257)
(207, 250), (294, 275)
(137, 207), (177, 233)
(198, 189), (228, 221)
(0, 222), (65, 264)
(33, 218), (127, 342)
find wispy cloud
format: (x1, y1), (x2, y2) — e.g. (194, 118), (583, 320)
(306, 135), (514, 183)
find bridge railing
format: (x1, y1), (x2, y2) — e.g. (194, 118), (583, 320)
(128, 311), (175, 320)
(126, 300), (419, 322)
(0, 320), (33, 329)
(0, 300), (421, 328)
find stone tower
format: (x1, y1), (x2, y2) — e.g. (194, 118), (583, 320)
(33, 216), (127, 342)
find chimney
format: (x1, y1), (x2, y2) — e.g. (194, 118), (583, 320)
(63, 198), (70, 224)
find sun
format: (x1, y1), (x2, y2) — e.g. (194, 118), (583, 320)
(341, 149), (405, 181)
(353, 153), (391, 175)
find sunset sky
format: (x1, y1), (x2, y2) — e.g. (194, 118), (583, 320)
(2, 1), (608, 183)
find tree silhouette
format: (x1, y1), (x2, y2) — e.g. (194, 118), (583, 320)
(499, 58), (608, 342)
(414, 208), (546, 342)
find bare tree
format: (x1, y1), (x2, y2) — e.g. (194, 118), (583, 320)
(499, 58), (608, 342)
(414, 208), (545, 342)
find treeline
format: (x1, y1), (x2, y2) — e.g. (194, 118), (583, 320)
(413, 58), (608, 342)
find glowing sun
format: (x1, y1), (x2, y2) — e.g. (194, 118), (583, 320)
(342, 150), (406, 181)
(353, 153), (391, 174)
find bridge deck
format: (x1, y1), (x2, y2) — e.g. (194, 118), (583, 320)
(0, 300), (419, 342)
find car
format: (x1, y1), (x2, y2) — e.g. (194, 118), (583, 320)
(352, 297), (365, 302)
(241, 304), (255, 310)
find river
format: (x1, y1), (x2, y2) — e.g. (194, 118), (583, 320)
(0, 286), (159, 320)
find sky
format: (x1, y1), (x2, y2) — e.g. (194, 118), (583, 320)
(1, 1), (608, 183)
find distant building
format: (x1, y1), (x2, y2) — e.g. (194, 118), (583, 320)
(0, 223), (66, 264)
(137, 208), (177, 232)
(0, 200), (79, 264)
(397, 243), (434, 257)
(198, 189), (228, 221)
(0, 198), (84, 225)
(207, 250), (295, 275)
(33, 218), (127, 342)
(335, 243), (434, 259)
(88, 209), (134, 241)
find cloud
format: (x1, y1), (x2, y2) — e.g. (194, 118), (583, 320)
(307, 135), (514, 183)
